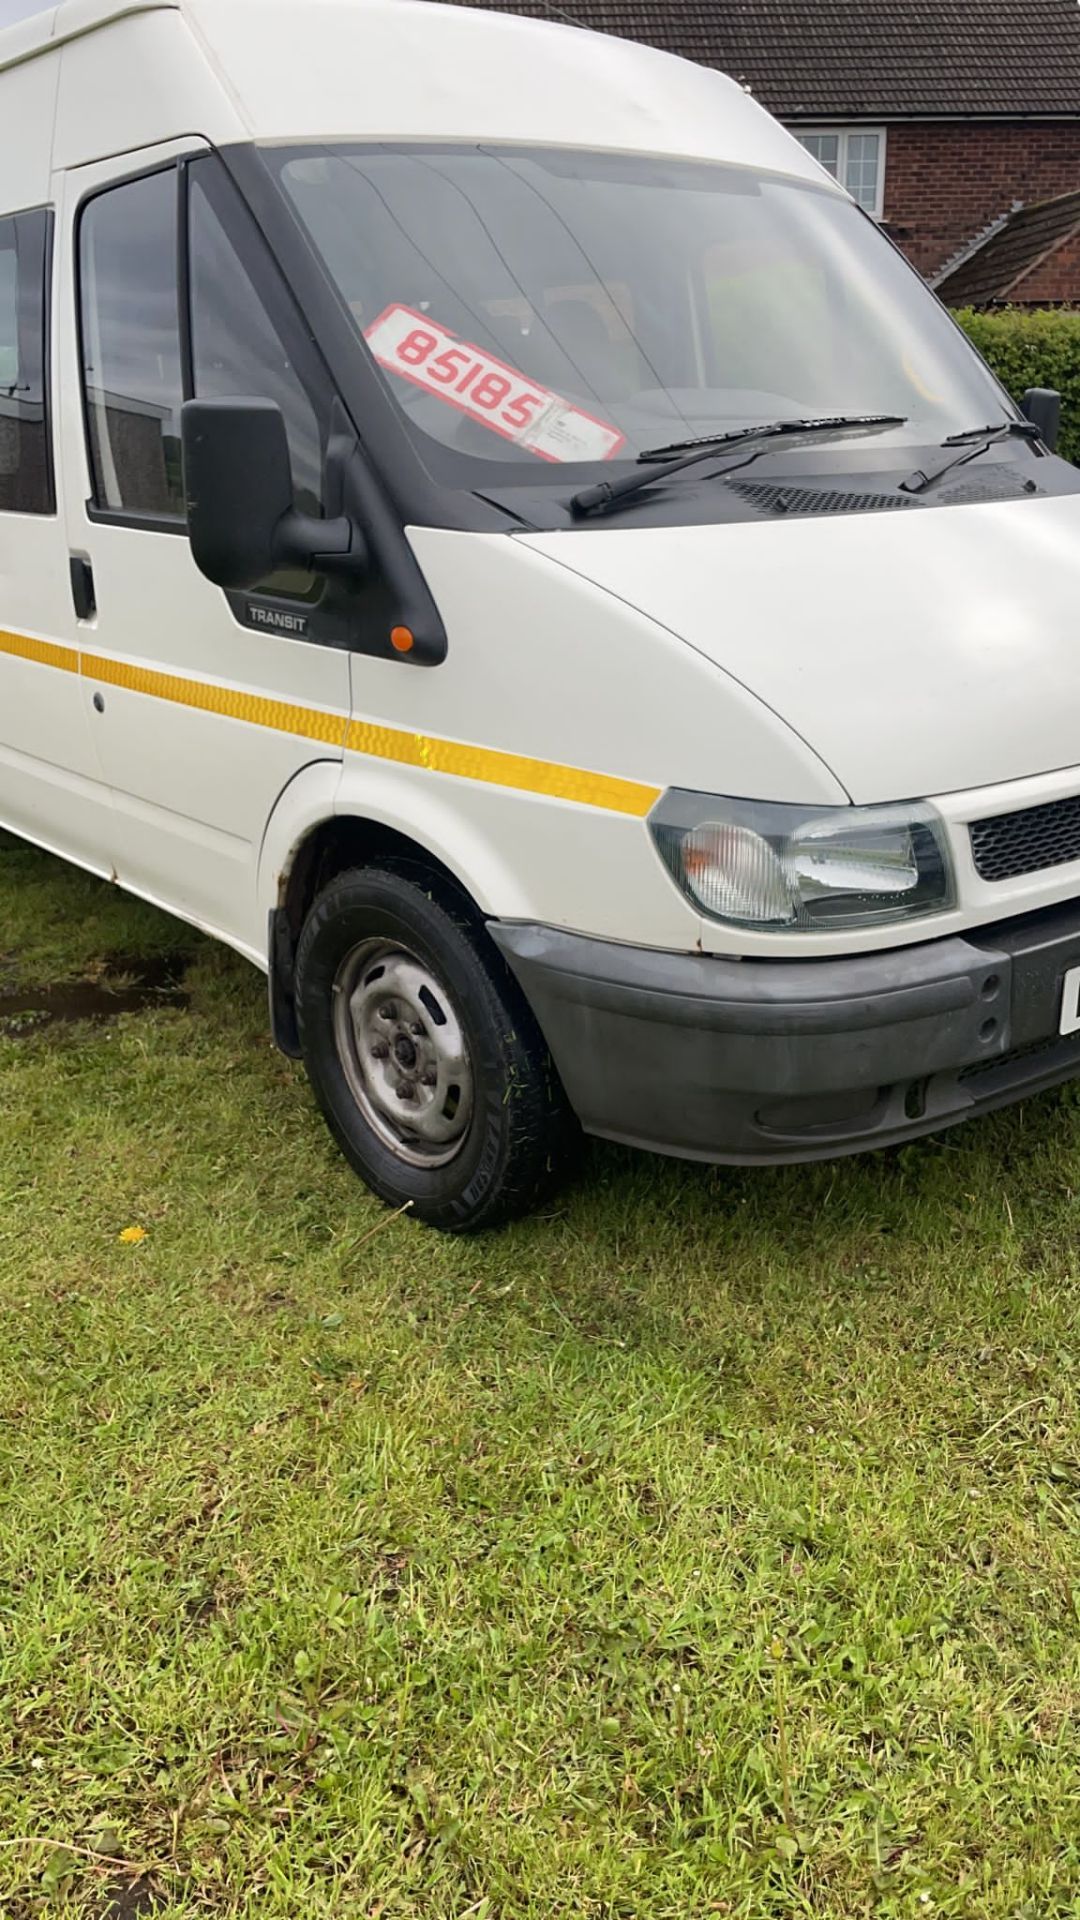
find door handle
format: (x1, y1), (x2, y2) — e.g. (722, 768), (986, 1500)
(69, 554), (96, 622)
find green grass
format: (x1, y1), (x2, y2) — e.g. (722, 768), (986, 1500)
(3, 832), (1080, 1917)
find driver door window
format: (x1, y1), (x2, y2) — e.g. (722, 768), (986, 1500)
(188, 156), (335, 598)
(79, 169), (185, 522)
(79, 159), (335, 576)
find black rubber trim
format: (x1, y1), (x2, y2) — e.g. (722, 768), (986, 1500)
(490, 921), (993, 1037)
(83, 507), (188, 536)
(268, 907), (302, 1058)
(488, 904), (1080, 1166)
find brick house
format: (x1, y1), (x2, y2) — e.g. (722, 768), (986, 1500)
(446, 0), (1080, 290)
(935, 189), (1080, 307)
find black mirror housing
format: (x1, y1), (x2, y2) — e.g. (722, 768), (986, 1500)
(1022, 387), (1062, 452)
(182, 397), (364, 590)
(182, 397), (295, 588)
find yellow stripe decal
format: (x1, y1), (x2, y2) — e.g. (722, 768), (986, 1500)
(0, 626), (80, 676)
(0, 628), (660, 817)
(81, 651), (349, 751)
(345, 718), (659, 816)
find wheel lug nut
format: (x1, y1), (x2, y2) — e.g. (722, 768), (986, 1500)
(421, 1071), (437, 1088)
(410, 1023), (424, 1038)
(396, 1082), (416, 1102)
(371, 1040), (390, 1061)
(379, 1003), (397, 1022)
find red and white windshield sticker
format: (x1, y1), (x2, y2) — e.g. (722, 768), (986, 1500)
(365, 304), (625, 465)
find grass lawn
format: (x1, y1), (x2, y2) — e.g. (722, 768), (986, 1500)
(3, 830), (1080, 1919)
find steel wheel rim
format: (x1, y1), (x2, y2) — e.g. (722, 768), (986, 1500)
(331, 938), (474, 1170)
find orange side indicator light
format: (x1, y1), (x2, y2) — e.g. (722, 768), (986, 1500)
(390, 626), (416, 655)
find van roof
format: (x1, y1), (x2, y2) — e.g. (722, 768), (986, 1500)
(0, 1), (176, 72)
(0, 0), (827, 187)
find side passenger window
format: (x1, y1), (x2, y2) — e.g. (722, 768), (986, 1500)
(0, 208), (54, 516)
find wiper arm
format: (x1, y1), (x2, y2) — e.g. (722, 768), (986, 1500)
(901, 419), (1042, 497)
(636, 415), (906, 463)
(570, 414), (907, 520)
(942, 419), (1043, 446)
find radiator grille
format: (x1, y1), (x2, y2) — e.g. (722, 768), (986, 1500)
(971, 795), (1080, 882)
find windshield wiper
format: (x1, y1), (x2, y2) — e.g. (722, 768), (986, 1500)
(942, 419), (1043, 446)
(901, 418), (1043, 496)
(571, 415), (907, 519)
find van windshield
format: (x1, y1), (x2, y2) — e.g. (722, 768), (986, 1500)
(272, 144), (1007, 482)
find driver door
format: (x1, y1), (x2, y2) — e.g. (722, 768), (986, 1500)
(58, 143), (351, 956)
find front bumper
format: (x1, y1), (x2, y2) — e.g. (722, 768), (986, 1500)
(490, 902), (1080, 1164)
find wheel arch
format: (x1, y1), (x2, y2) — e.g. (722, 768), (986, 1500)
(260, 770), (530, 1056)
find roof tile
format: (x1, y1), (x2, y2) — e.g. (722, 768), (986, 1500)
(439, 0), (1080, 118)
(936, 189), (1080, 302)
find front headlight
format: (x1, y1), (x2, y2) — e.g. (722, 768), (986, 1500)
(651, 792), (955, 931)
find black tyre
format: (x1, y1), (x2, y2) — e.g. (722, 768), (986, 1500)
(294, 863), (574, 1232)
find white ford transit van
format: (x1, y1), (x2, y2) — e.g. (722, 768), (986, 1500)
(4, 0), (1080, 1231)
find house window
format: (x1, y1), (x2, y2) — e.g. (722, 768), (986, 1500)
(797, 129), (886, 219)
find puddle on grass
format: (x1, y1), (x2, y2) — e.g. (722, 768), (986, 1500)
(0, 952), (192, 1040)
(95, 1880), (167, 1920)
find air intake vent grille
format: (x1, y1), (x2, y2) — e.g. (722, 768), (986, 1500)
(938, 470), (1040, 505)
(971, 795), (1080, 883)
(730, 482), (923, 517)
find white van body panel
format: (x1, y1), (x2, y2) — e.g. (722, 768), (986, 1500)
(0, 35), (59, 209)
(0, 30), (115, 870)
(12, 1), (173, 50)
(522, 493), (1080, 805)
(184, 0), (824, 178)
(2, 0), (833, 185)
(329, 527), (843, 953)
(0, 540), (118, 875)
(0, 8), (59, 68)
(52, 12), (242, 168)
(400, 529), (847, 809)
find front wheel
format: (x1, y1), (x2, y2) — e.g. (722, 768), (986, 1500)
(294, 864), (573, 1232)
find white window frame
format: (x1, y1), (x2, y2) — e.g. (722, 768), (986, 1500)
(797, 126), (887, 220)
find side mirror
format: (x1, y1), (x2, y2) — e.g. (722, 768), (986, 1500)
(1022, 387), (1062, 452)
(181, 397), (364, 590)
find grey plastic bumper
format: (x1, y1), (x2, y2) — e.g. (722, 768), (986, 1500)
(490, 904), (1080, 1164)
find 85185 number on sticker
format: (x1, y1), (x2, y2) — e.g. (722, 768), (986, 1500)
(365, 304), (626, 465)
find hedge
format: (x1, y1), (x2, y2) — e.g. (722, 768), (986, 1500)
(952, 307), (1080, 465)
